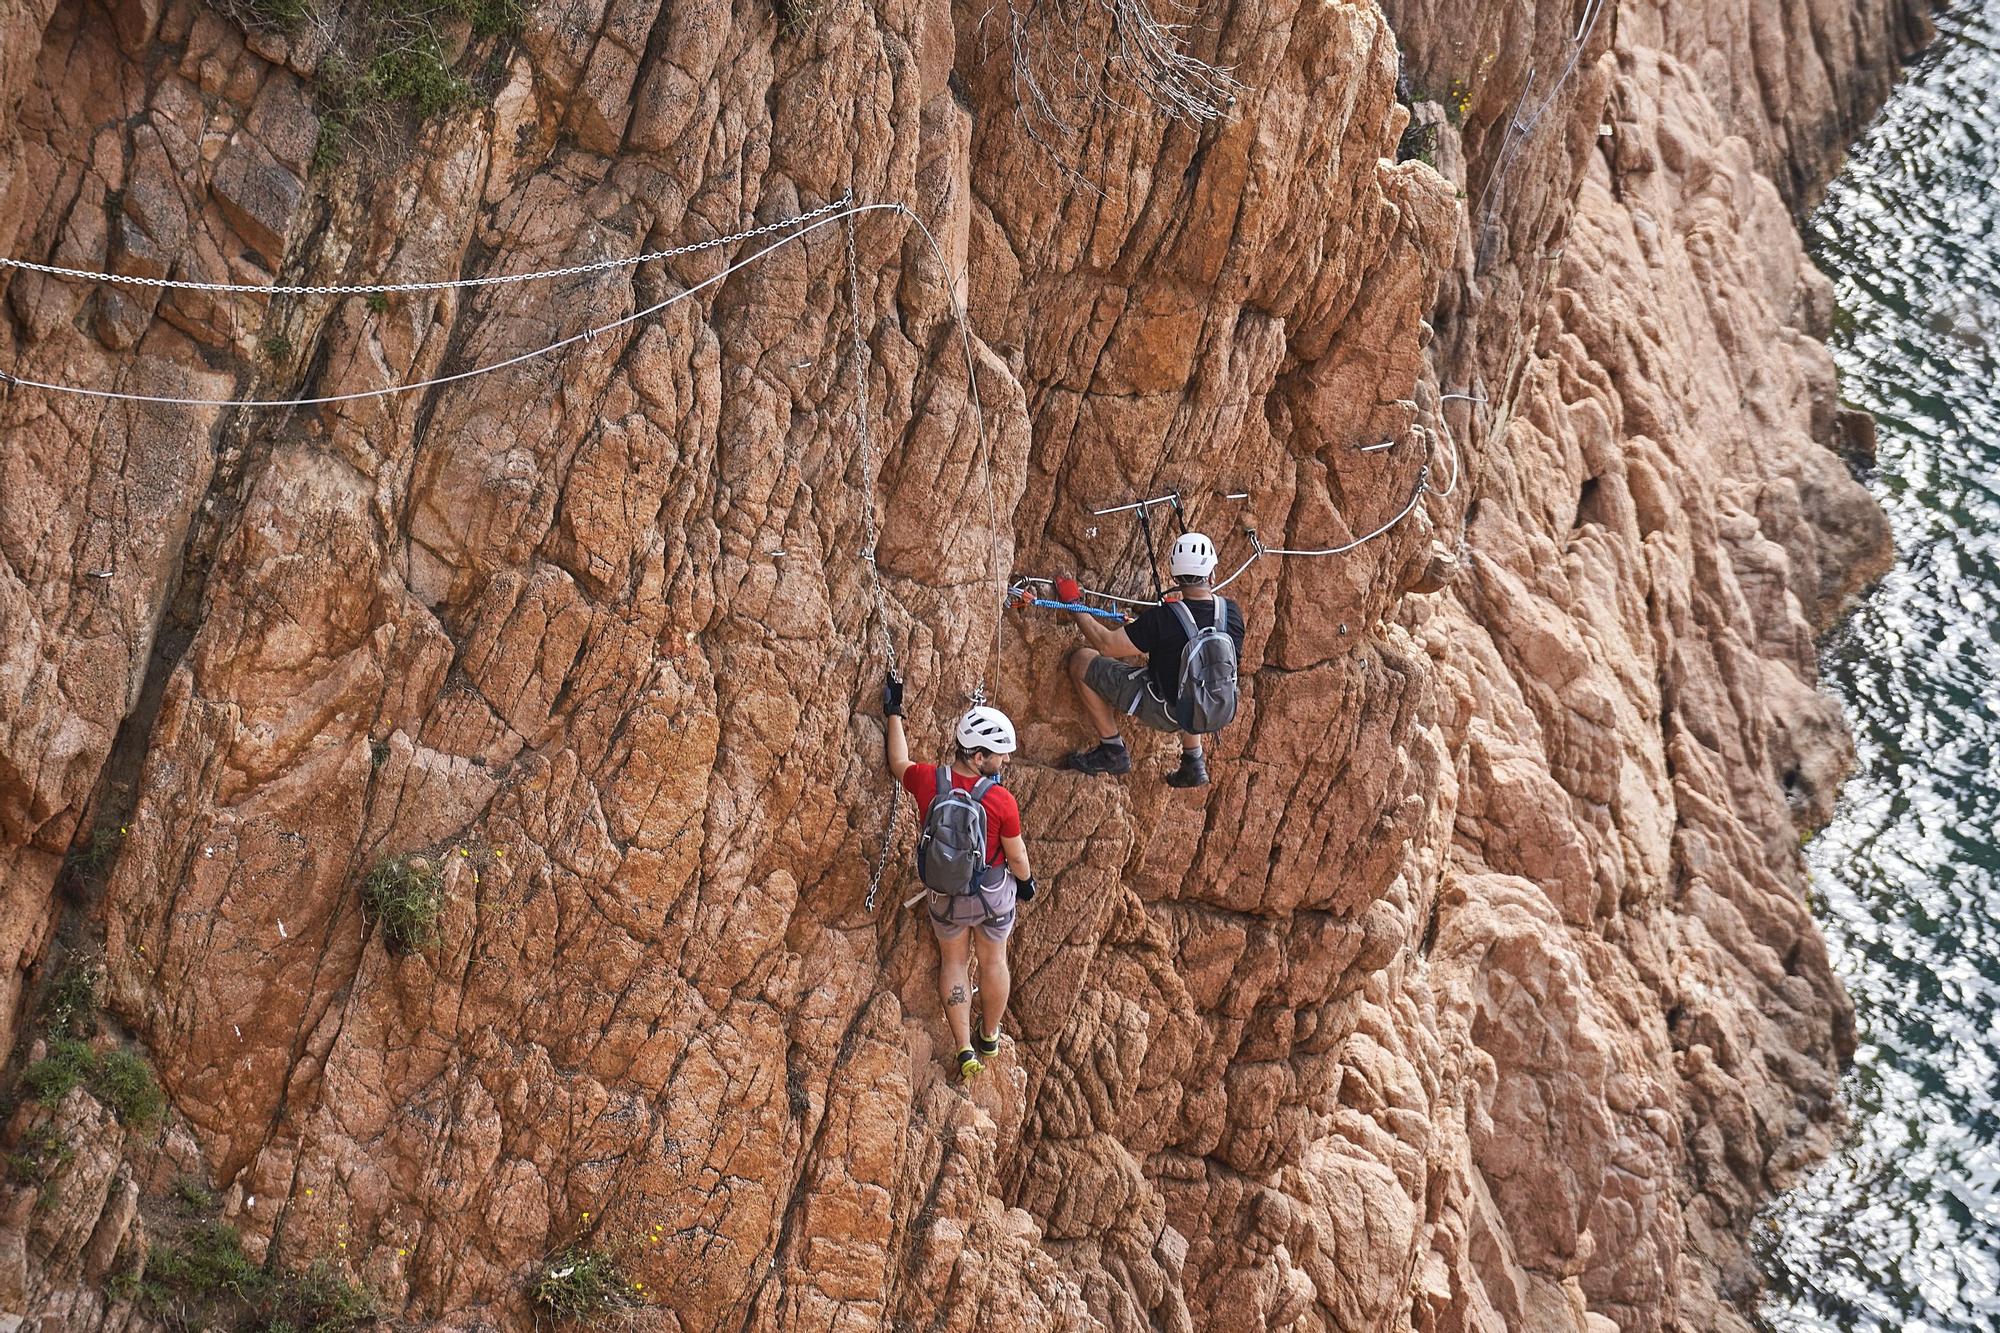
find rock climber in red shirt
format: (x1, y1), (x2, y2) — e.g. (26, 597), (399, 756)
(883, 677), (1037, 1081)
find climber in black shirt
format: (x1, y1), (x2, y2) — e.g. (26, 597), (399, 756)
(1058, 532), (1245, 788)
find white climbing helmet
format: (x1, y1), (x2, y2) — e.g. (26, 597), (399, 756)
(955, 705), (1018, 754)
(1170, 531), (1218, 577)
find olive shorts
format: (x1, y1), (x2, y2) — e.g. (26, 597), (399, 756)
(1084, 654), (1181, 733)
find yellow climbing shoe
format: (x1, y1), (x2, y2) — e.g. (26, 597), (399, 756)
(956, 1048), (984, 1081)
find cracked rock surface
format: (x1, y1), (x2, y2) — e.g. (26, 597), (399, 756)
(0, 0), (1929, 1326)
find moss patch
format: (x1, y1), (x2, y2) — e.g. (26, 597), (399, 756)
(21, 1038), (166, 1126)
(269, 1258), (376, 1331)
(4, 1123), (73, 1191)
(773, 0), (817, 35)
(362, 852), (446, 953)
(217, 0), (526, 170)
(149, 1221), (271, 1303)
(21, 1038), (95, 1104)
(120, 1221), (375, 1333)
(94, 1049), (168, 1126)
(531, 1245), (638, 1320)
(63, 824), (126, 886)
(172, 1173), (220, 1214)
(40, 957), (101, 1037)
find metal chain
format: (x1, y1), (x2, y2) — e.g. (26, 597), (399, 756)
(846, 214), (896, 679)
(0, 197), (852, 297)
(1, 204), (893, 408)
(848, 212), (902, 913)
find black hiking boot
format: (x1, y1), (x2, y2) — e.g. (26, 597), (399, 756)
(1165, 750), (1209, 788)
(1066, 742), (1131, 776)
(975, 1026), (1002, 1058)
(956, 1047), (985, 1081)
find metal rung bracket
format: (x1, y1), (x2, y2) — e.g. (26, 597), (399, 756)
(1090, 491), (1182, 517)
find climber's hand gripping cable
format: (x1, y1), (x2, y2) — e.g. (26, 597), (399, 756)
(1060, 577), (1142, 659)
(1007, 579), (1126, 622)
(883, 673), (912, 783)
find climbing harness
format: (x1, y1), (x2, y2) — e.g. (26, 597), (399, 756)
(1011, 574), (1164, 610)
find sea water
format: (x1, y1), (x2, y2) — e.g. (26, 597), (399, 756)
(1757, 3), (2000, 1328)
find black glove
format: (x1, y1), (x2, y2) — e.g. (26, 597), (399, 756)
(1017, 876), (1037, 903)
(883, 673), (904, 717)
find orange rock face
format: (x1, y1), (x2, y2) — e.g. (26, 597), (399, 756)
(0, 0), (1928, 1329)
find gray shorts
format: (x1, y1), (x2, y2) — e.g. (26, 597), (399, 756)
(1084, 654), (1181, 733)
(929, 867), (1017, 943)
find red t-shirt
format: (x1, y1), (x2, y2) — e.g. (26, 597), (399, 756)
(900, 763), (1021, 865)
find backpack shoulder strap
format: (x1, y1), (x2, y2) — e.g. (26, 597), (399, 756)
(937, 763), (955, 801)
(971, 776), (1003, 863)
(1212, 595), (1228, 631)
(1169, 598), (1199, 635)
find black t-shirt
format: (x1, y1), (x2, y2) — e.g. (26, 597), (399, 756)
(1126, 595), (1246, 708)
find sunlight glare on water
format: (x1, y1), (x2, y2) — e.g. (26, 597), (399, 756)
(1756, 4), (2000, 1330)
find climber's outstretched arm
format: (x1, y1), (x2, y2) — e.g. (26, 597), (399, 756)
(1056, 576), (1141, 659)
(884, 674), (913, 782)
(1074, 611), (1141, 660)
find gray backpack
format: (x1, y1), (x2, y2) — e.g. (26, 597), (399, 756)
(916, 765), (1000, 895)
(1170, 596), (1238, 734)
